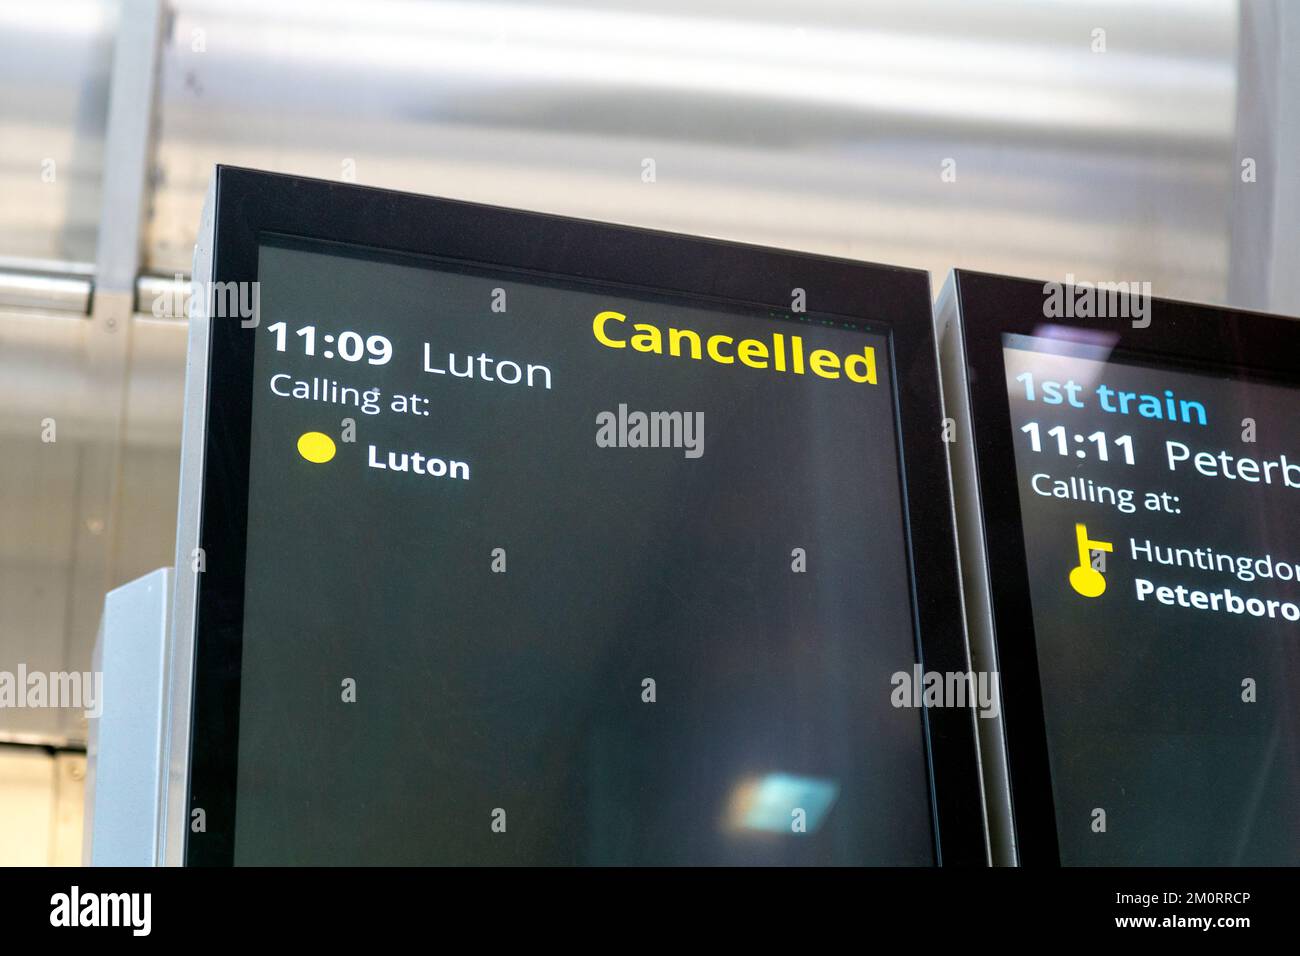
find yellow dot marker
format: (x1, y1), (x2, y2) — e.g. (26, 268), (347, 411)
(297, 431), (336, 464)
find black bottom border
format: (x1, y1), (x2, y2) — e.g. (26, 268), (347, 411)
(0, 866), (1285, 941)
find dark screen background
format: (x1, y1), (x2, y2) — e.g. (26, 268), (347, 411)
(230, 238), (934, 865)
(1004, 335), (1300, 865)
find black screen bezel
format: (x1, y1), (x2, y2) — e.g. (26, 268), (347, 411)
(952, 268), (1300, 866)
(186, 165), (985, 865)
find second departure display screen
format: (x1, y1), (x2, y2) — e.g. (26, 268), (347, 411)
(1003, 333), (1300, 865)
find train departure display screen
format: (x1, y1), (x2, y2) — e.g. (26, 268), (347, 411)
(223, 236), (931, 865)
(1001, 332), (1300, 865)
(183, 170), (983, 867)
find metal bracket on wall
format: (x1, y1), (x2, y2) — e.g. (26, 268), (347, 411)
(63, 0), (167, 743)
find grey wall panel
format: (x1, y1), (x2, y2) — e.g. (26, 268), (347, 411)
(146, 0), (1238, 303)
(0, 1), (114, 264)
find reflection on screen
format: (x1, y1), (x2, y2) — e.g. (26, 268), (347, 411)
(1003, 333), (1300, 865)
(228, 237), (935, 864)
